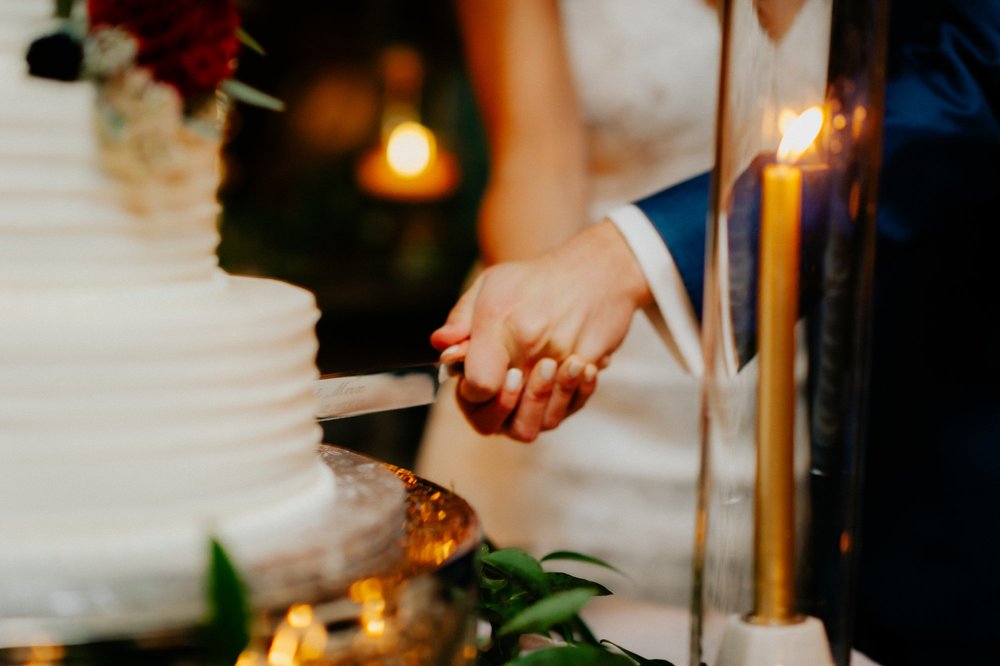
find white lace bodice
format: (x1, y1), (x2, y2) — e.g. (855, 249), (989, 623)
(560, 0), (720, 219)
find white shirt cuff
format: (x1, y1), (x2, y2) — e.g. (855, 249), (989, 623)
(607, 204), (704, 377)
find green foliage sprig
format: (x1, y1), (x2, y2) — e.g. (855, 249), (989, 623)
(204, 537), (253, 665)
(476, 542), (678, 666)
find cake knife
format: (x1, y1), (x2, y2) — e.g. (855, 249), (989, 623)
(313, 361), (462, 420)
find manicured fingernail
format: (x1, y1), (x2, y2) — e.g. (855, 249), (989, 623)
(566, 357), (584, 379)
(440, 344), (463, 361)
(583, 364), (598, 382)
(504, 368), (524, 392)
(538, 358), (557, 381)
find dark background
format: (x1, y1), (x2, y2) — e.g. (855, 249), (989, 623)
(220, 1), (485, 468)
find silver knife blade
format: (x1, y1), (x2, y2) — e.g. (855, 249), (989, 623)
(313, 361), (461, 421)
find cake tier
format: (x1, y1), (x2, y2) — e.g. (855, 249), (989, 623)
(0, 276), (334, 593)
(0, 0), (50, 54)
(0, 0), (337, 622)
(0, 3), (223, 288)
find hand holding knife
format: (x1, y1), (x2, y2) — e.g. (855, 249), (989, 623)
(314, 349), (598, 441)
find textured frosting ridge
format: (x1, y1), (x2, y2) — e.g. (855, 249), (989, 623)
(0, 1), (223, 288)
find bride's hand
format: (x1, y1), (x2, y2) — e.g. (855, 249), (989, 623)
(443, 354), (599, 442)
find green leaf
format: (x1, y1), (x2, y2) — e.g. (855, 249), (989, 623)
(498, 588), (597, 637)
(481, 575), (508, 592)
(482, 548), (550, 595)
(481, 598), (530, 621)
(601, 640), (677, 666)
(546, 571), (613, 596)
(204, 538), (252, 664)
(541, 550), (624, 575)
(507, 644), (636, 666)
(221, 79), (286, 112)
(567, 614), (601, 646)
(54, 0), (74, 19)
(236, 27), (266, 56)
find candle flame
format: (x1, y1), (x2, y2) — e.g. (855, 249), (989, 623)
(776, 106), (823, 164)
(386, 121), (435, 177)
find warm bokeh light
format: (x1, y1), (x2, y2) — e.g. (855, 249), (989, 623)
(254, 603), (330, 666)
(290, 71), (379, 154)
(286, 603), (314, 629)
(22, 643), (66, 666)
(267, 626), (300, 666)
(235, 649), (267, 666)
(363, 615), (387, 637)
(298, 623), (329, 660)
(355, 126), (459, 201)
(776, 106), (824, 163)
(349, 576), (384, 602)
(386, 121), (436, 177)
(853, 105), (868, 140)
(349, 577), (389, 638)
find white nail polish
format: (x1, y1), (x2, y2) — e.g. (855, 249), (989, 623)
(441, 344), (463, 360)
(566, 357), (584, 379)
(504, 368), (524, 392)
(584, 364), (598, 382)
(539, 358), (557, 381)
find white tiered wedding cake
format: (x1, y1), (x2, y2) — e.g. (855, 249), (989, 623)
(0, 1), (336, 616)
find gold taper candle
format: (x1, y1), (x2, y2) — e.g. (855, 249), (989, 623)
(753, 106), (823, 624)
(755, 161), (801, 623)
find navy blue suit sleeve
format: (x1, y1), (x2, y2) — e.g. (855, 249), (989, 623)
(633, 171), (712, 319)
(633, 163), (829, 363)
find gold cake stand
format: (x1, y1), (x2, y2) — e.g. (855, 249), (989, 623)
(0, 445), (482, 665)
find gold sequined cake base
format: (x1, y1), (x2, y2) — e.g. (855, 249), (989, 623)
(0, 445), (483, 666)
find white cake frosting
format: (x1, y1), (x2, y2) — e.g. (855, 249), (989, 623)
(0, 1), (335, 616)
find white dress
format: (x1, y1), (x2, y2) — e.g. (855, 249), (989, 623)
(416, 0), (720, 605)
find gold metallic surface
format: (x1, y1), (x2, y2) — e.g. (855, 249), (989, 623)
(0, 447), (482, 665)
(754, 164), (802, 623)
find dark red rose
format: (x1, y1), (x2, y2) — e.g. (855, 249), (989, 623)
(88, 0), (239, 100)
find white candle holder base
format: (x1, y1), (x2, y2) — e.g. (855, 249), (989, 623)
(715, 614), (834, 666)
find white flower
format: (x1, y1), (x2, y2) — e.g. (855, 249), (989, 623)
(83, 26), (138, 78)
(97, 64), (220, 192)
